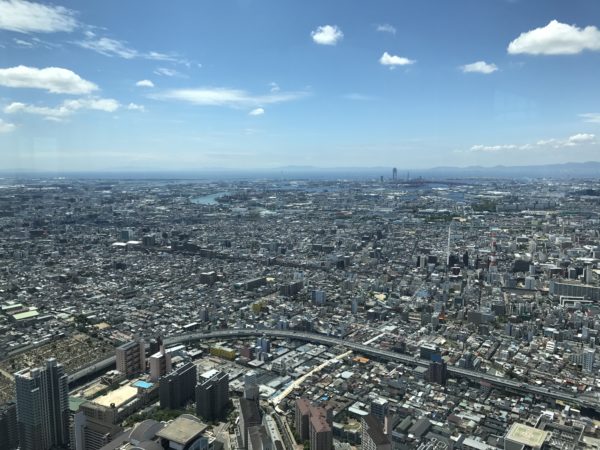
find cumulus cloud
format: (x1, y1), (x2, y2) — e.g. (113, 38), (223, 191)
(126, 103), (145, 112)
(580, 113), (600, 124)
(249, 107), (265, 116)
(311, 25), (343, 45)
(0, 118), (16, 133)
(5, 97), (125, 120)
(508, 20), (600, 55)
(460, 61), (498, 74)
(0, 0), (78, 33)
(269, 82), (280, 93)
(152, 87), (307, 108)
(467, 133), (596, 153)
(379, 52), (415, 67)
(376, 24), (396, 34)
(0, 65), (97, 94)
(136, 79), (154, 88)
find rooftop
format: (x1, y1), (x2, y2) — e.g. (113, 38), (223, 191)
(155, 415), (207, 445)
(505, 423), (549, 448)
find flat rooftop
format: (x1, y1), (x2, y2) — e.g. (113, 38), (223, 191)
(506, 423), (549, 448)
(94, 384), (138, 408)
(156, 416), (207, 445)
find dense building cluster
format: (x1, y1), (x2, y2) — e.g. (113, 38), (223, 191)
(1, 176), (600, 449)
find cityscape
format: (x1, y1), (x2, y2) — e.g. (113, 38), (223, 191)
(2, 0), (600, 449)
(1, 174), (600, 449)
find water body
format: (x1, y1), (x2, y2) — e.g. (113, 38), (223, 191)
(191, 191), (229, 205)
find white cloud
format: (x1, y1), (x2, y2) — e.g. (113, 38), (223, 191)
(5, 97), (121, 120)
(460, 61), (498, 74)
(126, 103), (145, 112)
(508, 20), (600, 55)
(311, 25), (343, 45)
(0, 0), (78, 33)
(566, 133), (595, 145)
(379, 52), (415, 67)
(153, 87), (307, 108)
(249, 107), (265, 116)
(0, 118), (16, 133)
(136, 79), (155, 88)
(269, 82), (280, 93)
(154, 67), (182, 77)
(76, 36), (187, 64)
(376, 24), (396, 35)
(77, 37), (137, 59)
(580, 113), (600, 124)
(0, 65), (97, 94)
(468, 133), (596, 153)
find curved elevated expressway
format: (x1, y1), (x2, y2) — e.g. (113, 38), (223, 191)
(69, 328), (599, 413)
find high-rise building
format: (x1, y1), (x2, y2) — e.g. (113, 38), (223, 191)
(243, 371), (259, 402)
(0, 402), (18, 450)
(195, 370), (229, 421)
(369, 398), (389, 426)
(583, 347), (595, 373)
(72, 402), (121, 450)
(309, 411), (332, 450)
(361, 415), (391, 450)
(294, 398), (332, 450)
(427, 359), (448, 386)
(159, 362), (197, 410)
(238, 398), (261, 449)
(392, 167), (397, 181)
(149, 351), (172, 382)
(115, 340), (145, 378)
(15, 359), (69, 450)
(295, 398), (311, 442)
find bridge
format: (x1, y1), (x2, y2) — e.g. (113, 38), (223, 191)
(69, 328), (599, 412)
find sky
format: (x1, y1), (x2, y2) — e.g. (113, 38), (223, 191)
(0, 0), (599, 172)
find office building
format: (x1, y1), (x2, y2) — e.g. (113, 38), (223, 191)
(361, 415), (391, 450)
(195, 370), (229, 421)
(244, 371), (260, 402)
(238, 398), (261, 449)
(0, 402), (18, 450)
(159, 362), (197, 410)
(115, 340), (145, 378)
(15, 359), (69, 450)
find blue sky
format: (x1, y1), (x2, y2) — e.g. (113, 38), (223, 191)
(0, 0), (599, 171)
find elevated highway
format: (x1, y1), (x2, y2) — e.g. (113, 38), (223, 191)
(69, 328), (599, 412)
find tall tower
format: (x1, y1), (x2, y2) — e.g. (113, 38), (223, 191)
(392, 167), (397, 181)
(15, 359), (69, 450)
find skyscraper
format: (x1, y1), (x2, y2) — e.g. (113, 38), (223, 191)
(159, 362), (198, 410)
(0, 402), (18, 450)
(243, 371), (259, 402)
(392, 167), (397, 181)
(195, 370), (229, 421)
(15, 359), (69, 450)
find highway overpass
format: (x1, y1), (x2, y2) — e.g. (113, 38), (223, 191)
(68, 328), (600, 413)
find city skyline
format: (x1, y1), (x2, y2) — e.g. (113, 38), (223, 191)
(0, 0), (600, 171)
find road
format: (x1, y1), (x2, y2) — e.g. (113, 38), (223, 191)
(68, 328), (600, 412)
